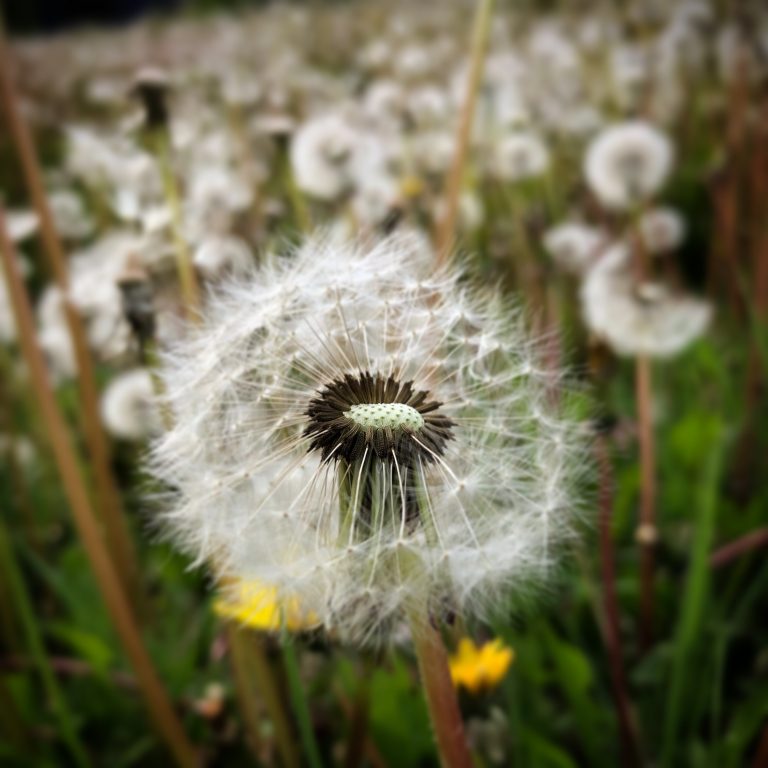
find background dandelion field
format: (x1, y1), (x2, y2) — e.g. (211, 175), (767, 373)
(1, 1), (768, 766)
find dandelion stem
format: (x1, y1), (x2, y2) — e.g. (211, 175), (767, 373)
(0, 207), (198, 768)
(280, 142), (311, 234)
(228, 626), (300, 768)
(343, 656), (373, 768)
(753, 723), (768, 768)
(226, 626), (265, 761)
(151, 130), (201, 317)
(434, 0), (495, 262)
(0, 519), (90, 768)
(595, 432), (641, 767)
(282, 635), (324, 768)
(0, 28), (143, 611)
(0, 352), (41, 553)
(635, 353), (656, 651)
(407, 609), (474, 768)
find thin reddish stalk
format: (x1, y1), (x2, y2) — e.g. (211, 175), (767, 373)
(0, 208), (198, 768)
(752, 722), (768, 768)
(635, 354), (656, 651)
(710, 528), (768, 569)
(595, 433), (641, 767)
(731, 99), (768, 500)
(408, 609), (473, 768)
(342, 659), (372, 768)
(0, 29), (142, 607)
(434, 0), (495, 263)
(708, 174), (740, 313)
(2, 655), (137, 689)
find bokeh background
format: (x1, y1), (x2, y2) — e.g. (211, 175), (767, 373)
(1, 0), (767, 766)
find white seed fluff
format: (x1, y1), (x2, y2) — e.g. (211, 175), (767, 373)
(151, 233), (586, 644)
(581, 244), (712, 358)
(584, 120), (673, 210)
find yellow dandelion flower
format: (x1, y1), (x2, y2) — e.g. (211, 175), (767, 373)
(213, 580), (319, 633)
(449, 637), (514, 695)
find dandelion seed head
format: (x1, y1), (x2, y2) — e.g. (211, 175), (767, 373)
(543, 221), (606, 275)
(584, 120), (673, 210)
(151, 233), (586, 644)
(581, 244), (712, 357)
(101, 368), (160, 441)
(638, 206), (686, 255)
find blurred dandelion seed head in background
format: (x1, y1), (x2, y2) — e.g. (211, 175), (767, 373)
(581, 244), (712, 358)
(150, 233), (587, 645)
(584, 120), (674, 210)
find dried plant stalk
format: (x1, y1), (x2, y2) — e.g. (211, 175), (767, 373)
(0, 207), (198, 768)
(434, 0), (495, 263)
(636, 354), (657, 651)
(0, 28), (142, 607)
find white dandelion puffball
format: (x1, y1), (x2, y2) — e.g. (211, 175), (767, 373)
(638, 206), (687, 255)
(581, 244), (712, 358)
(101, 368), (159, 441)
(151, 234), (586, 645)
(194, 236), (254, 280)
(493, 132), (550, 182)
(584, 121), (674, 210)
(6, 209), (39, 243)
(290, 113), (360, 201)
(543, 221), (606, 275)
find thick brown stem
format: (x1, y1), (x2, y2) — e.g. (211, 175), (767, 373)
(0, 208), (198, 768)
(408, 609), (473, 768)
(0, 29), (142, 609)
(635, 354), (656, 651)
(596, 434), (641, 767)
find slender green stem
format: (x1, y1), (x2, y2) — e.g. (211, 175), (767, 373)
(282, 635), (324, 768)
(0, 520), (90, 767)
(280, 143), (311, 234)
(151, 130), (200, 317)
(662, 432), (725, 765)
